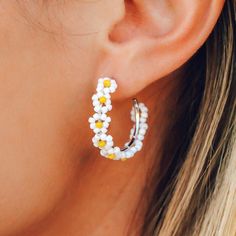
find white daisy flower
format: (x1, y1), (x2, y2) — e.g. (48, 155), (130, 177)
(88, 113), (111, 134)
(92, 133), (113, 150)
(100, 146), (121, 160)
(92, 92), (112, 113)
(96, 77), (118, 94)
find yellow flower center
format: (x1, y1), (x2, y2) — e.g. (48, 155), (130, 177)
(107, 153), (116, 159)
(98, 140), (106, 148)
(99, 96), (106, 104)
(95, 121), (103, 129)
(103, 79), (111, 88)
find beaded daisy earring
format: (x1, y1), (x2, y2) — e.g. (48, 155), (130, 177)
(88, 77), (148, 161)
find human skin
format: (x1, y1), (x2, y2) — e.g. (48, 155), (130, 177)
(0, 1), (224, 235)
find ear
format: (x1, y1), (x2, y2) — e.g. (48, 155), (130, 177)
(96, 0), (225, 98)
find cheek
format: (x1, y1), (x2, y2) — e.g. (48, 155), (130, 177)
(0, 55), (92, 235)
(0, 89), (81, 235)
(0, 6), (100, 233)
(0, 150), (73, 235)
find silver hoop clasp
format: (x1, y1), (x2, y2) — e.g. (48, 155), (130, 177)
(121, 98), (140, 151)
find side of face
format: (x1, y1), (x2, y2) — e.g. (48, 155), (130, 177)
(0, 2), (113, 234)
(0, 0), (225, 234)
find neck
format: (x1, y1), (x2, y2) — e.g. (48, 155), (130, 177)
(22, 75), (183, 236)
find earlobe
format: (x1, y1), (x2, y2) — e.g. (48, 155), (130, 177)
(96, 0), (225, 98)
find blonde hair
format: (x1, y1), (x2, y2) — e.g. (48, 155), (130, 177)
(141, 0), (236, 235)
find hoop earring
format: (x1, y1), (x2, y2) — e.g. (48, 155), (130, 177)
(88, 77), (148, 161)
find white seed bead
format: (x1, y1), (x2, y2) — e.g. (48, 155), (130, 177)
(107, 141), (113, 147)
(103, 122), (109, 128)
(106, 148), (113, 154)
(135, 145), (142, 151)
(97, 84), (103, 89)
(94, 106), (100, 113)
(92, 137), (97, 143)
(94, 128), (100, 133)
(130, 146), (137, 153)
(135, 140), (143, 151)
(88, 117), (95, 123)
(107, 105), (112, 111)
(139, 103), (145, 108)
(93, 100), (100, 106)
(97, 92), (103, 97)
(93, 140), (99, 147)
(130, 127), (134, 134)
(116, 152), (122, 158)
(106, 135), (113, 141)
(106, 117), (111, 122)
(135, 140), (142, 146)
(101, 128), (107, 133)
(90, 123), (95, 129)
(140, 123), (148, 130)
(110, 87), (116, 93)
(142, 107), (148, 113)
(104, 88), (110, 94)
(92, 94), (98, 100)
(120, 151), (126, 158)
(96, 87), (102, 93)
(125, 150), (134, 158)
(138, 134), (144, 141)
(93, 113), (100, 120)
(106, 100), (111, 105)
(100, 149), (107, 156)
(139, 128), (146, 135)
(101, 107), (108, 113)
(114, 147), (120, 153)
(100, 113), (106, 120)
(100, 134), (106, 140)
(140, 117), (147, 123)
(141, 112), (148, 118)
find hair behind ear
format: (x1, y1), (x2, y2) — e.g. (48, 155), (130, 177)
(139, 0), (236, 235)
